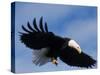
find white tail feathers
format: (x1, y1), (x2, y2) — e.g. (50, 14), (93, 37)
(32, 48), (50, 66)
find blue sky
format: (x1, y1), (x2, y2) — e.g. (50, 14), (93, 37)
(14, 2), (97, 73)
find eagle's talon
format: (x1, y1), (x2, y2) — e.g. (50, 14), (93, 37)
(51, 57), (58, 66)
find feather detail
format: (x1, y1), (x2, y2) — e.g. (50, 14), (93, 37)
(32, 48), (50, 66)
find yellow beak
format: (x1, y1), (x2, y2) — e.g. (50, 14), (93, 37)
(77, 47), (82, 54)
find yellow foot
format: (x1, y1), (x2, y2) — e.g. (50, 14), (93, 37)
(51, 57), (58, 66)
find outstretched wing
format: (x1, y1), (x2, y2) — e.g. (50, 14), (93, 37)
(59, 47), (96, 68)
(19, 17), (55, 50)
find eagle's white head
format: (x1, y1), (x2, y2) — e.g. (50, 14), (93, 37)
(68, 40), (82, 54)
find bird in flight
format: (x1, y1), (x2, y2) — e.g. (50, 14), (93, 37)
(19, 17), (96, 68)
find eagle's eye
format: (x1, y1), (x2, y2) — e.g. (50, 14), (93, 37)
(77, 47), (80, 49)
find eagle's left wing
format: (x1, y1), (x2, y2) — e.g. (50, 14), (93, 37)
(59, 47), (96, 68)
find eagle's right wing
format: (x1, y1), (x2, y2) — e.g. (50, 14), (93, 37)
(19, 17), (55, 50)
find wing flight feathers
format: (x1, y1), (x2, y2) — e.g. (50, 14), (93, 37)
(20, 17), (54, 50)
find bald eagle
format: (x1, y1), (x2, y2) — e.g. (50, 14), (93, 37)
(19, 17), (96, 68)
